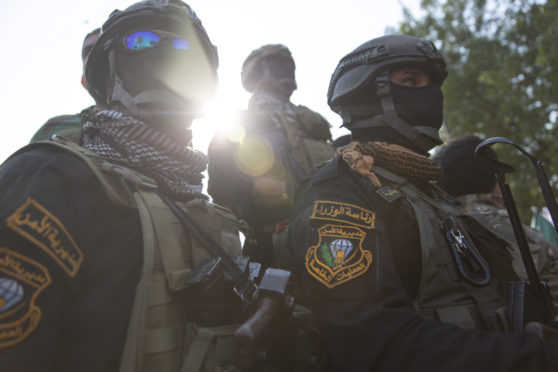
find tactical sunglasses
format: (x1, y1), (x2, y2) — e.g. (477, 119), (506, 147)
(124, 30), (190, 51)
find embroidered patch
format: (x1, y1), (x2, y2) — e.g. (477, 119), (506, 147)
(305, 224), (373, 288)
(7, 198), (83, 277)
(0, 247), (51, 348)
(311, 201), (375, 229)
(376, 186), (402, 203)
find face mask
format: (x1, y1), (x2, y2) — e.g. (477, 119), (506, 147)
(390, 82), (444, 129)
(114, 42), (214, 105)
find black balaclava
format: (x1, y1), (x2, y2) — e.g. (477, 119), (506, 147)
(390, 83), (443, 129)
(347, 80), (444, 154)
(347, 81), (443, 129)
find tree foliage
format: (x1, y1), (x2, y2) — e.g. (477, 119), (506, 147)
(393, 0), (558, 222)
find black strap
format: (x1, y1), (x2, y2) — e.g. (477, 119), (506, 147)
(156, 191), (258, 303)
(374, 166), (521, 284)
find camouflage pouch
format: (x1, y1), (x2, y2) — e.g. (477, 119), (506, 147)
(295, 105), (332, 141)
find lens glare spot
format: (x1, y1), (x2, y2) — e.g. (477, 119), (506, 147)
(173, 38), (190, 50)
(126, 31), (159, 50)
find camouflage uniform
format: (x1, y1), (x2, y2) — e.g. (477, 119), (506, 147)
(459, 192), (558, 309)
(208, 45), (335, 268)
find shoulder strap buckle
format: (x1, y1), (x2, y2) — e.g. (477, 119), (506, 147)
(101, 162), (158, 190)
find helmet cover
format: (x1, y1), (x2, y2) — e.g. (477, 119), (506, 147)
(241, 44), (295, 93)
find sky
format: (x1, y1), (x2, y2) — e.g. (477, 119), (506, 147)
(0, 0), (422, 165)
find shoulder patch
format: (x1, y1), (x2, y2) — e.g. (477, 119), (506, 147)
(0, 247), (52, 348)
(311, 200), (375, 229)
(305, 224), (372, 288)
(376, 186), (402, 203)
(6, 198), (83, 277)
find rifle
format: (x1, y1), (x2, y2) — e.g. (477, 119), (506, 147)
(475, 137), (557, 333)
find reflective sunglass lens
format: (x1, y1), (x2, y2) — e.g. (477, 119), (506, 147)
(172, 38), (190, 51)
(125, 31), (159, 50)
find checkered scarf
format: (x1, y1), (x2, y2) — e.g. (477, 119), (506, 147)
(80, 109), (207, 200)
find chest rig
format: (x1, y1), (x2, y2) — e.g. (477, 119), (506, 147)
(373, 166), (519, 332)
(29, 137), (245, 372)
(245, 105), (336, 200)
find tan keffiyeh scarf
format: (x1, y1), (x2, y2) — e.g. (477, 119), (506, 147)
(337, 141), (441, 186)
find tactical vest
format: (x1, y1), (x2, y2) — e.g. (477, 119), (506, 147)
(373, 166), (518, 332)
(244, 105), (336, 200)
(279, 105), (337, 174)
(22, 137), (244, 372)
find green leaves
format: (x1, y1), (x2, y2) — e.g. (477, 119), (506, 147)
(320, 243), (334, 267)
(396, 0), (558, 222)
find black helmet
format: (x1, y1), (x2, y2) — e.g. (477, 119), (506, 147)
(327, 35), (447, 153)
(84, 0), (219, 122)
(241, 44), (295, 93)
(81, 28), (102, 104)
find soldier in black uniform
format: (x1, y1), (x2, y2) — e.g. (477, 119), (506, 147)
(285, 35), (558, 371)
(0, 1), (229, 371)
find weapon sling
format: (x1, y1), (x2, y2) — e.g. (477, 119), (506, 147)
(156, 191), (258, 304)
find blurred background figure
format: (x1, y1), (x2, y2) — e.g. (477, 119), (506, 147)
(207, 44), (336, 268)
(29, 28), (102, 143)
(434, 134), (558, 308)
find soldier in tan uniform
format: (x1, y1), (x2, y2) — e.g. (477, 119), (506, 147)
(208, 44), (336, 268)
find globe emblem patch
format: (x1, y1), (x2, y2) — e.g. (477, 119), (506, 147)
(327, 239), (354, 268)
(0, 277), (24, 314)
(0, 248), (51, 347)
(306, 224), (372, 288)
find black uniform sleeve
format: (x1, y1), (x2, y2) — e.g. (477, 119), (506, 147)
(0, 146), (141, 372)
(288, 161), (557, 372)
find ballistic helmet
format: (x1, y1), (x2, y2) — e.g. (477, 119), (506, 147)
(241, 44), (296, 94)
(84, 0), (219, 123)
(82, 28), (101, 63)
(81, 28), (102, 103)
(327, 35), (447, 153)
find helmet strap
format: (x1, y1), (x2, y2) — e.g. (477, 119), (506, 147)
(372, 71), (441, 152)
(108, 51), (136, 113)
(376, 72), (396, 115)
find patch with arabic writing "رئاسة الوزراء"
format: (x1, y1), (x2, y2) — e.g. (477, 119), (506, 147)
(310, 200), (376, 229)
